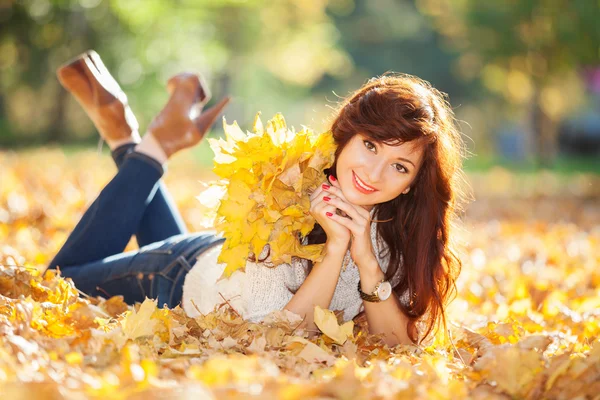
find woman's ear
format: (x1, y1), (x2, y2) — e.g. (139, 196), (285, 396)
(402, 187), (410, 194)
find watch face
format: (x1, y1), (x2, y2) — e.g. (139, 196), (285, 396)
(377, 281), (392, 301)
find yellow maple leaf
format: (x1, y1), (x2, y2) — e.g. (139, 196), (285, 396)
(286, 337), (337, 366)
(218, 241), (252, 277)
(198, 112), (336, 277)
(121, 297), (158, 340)
(313, 305), (354, 345)
(474, 345), (543, 397)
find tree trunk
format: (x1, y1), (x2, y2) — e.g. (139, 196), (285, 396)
(47, 84), (69, 143)
(531, 88), (558, 167)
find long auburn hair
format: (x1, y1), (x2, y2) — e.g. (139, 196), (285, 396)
(306, 72), (469, 344)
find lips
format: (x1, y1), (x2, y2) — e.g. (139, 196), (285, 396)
(352, 171), (377, 194)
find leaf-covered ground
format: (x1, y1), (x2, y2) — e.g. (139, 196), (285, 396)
(1, 148), (599, 399)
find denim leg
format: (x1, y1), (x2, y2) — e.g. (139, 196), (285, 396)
(112, 144), (188, 247)
(59, 232), (225, 308)
(48, 151), (165, 270)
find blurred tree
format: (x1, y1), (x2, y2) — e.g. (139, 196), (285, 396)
(299, 0), (475, 141)
(0, 0), (474, 149)
(0, 1), (124, 143)
(417, 0), (599, 165)
(324, 0), (468, 105)
(0, 0), (350, 146)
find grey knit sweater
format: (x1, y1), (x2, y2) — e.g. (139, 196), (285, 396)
(182, 212), (403, 322)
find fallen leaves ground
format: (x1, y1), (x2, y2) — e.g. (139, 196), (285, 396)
(1, 148), (599, 399)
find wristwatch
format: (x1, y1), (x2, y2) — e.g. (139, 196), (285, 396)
(357, 279), (392, 302)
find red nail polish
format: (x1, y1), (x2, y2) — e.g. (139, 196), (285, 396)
(322, 184), (330, 189)
(326, 212), (333, 217)
(329, 175), (336, 182)
(323, 196), (331, 201)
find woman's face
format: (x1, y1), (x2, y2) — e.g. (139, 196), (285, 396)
(335, 133), (424, 211)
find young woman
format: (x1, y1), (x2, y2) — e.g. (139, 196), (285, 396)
(48, 51), (466, 347)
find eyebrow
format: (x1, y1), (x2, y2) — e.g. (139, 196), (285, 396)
(362, 135), (417, 168)
(396, 157), (416, 168)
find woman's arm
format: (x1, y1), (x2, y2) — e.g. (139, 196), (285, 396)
(314, 180), (413, 347)
(283, 240), (347, 331)
(358, 258), (412, 346)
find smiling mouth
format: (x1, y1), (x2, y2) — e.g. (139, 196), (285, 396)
(352, 171), (378, 193)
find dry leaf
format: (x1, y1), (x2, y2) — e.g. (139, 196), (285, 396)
(2, 149), (600, 399)
(313, 305), (354, 345)
(121, 298), (158, 340)
(286, 337), (336, 366)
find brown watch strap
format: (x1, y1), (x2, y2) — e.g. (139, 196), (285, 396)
(357, 280), (382, 302)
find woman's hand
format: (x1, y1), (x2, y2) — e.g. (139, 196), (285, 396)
(319, 177), (376, 269)
(309, 179), (351, 249)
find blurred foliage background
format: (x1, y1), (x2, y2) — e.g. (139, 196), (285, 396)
(2, 2), (600, 396)
(0, 0), (599, 169)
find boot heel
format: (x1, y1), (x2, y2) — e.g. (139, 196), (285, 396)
(56, 50), (140, 143)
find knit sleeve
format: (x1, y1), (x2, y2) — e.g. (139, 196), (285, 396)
(181, 243), (248, 318)
(242, 253), (308, 323)
(182, 241), (310, 322)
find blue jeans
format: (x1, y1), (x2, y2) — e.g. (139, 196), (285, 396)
(47, 144), (224, 308)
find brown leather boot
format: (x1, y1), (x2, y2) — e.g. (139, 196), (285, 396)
(147, 73), (231, 158)
(57, 50), (141, 143)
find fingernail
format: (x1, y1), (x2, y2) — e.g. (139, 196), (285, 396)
(322, 184), (330, 189)
(326, 212), (333, 217)
(329, 175), (337, 182)
(323, 196), (331, 201)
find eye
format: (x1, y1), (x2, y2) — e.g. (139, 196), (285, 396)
(394, 163), (408, 173)
(364, 140), (409, 174)
(363, 140), (376, 152)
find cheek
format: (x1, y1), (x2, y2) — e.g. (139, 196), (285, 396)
(379, 178), (411, 199)
(379, 187), (402, 201)
(341, 139), (370, 160)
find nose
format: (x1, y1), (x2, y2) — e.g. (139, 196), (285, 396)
(365, 159), (386, 184)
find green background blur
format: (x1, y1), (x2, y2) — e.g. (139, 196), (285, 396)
(1, 0), (599, 170)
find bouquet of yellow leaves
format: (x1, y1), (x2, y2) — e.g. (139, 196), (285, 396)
(197, 112), (337, 277)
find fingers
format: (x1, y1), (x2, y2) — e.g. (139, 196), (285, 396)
(324, 177), (347, 201)
(325, 176), (353, 205)
(319, 194), (362, 233)
(322, 198), (364, 233)
(323, 177), (353, 218)
(322, 196), (355, 219)
(194, 96), (231, 134)
(309, 180), (335, 202)
(309, 183), (326, 202)
(327, 174), (340, 188)
(309, 181), (354, 224)
(324, 208), (359, 233)
(310, 189), (340, 220)
(315, 195), (340, 213)
(321, 183), (371, 220)
(309, 187), (352, 244)
(312, 203), (341, 226)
